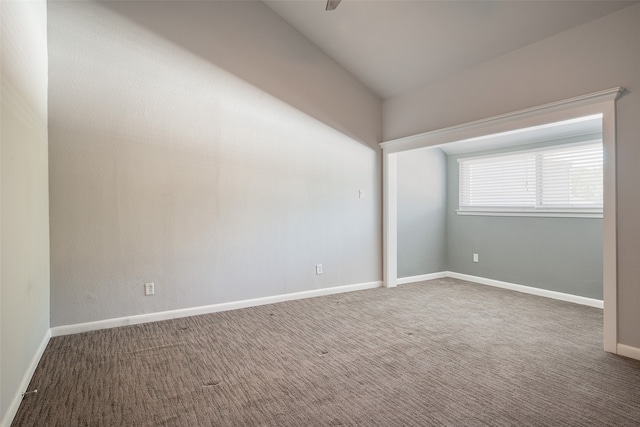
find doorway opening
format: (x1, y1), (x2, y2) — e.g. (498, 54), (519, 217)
(381, 88), (622, 353)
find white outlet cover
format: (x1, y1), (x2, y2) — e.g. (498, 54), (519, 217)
(145, 282), (155, 295)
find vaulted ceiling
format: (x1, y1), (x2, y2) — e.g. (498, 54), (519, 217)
(264, 1), (636, 99)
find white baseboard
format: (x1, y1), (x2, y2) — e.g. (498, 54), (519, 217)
(397, 271), (448, 285)
(1, 329), (51, 427)
(616, 343), (640, 361)
(446, 272), (604, 309)
(51, 281), (382, 337)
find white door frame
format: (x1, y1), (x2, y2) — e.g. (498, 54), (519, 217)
(380, 87), (623, 354)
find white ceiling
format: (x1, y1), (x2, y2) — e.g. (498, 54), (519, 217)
(440, 114), (602, 155)
(264, 0), (636, 99)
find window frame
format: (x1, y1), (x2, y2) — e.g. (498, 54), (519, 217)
(456, 140), (604, 218)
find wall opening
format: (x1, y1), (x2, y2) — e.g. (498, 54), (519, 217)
(381, 88), (622, 353)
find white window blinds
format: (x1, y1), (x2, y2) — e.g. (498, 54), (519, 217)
(458, 142), (603, 214)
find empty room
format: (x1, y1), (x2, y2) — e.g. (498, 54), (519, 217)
(3, 0), (640, 425)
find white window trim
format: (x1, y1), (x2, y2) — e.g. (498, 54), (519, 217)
(456, 209), (602, 218)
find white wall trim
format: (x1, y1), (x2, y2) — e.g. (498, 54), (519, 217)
(447, 271), (604, 308)
(397, 272), (448, 285)
(382, 152), (398, 288)
(51, 281), (382, 337)
(1, 330), (51, 427)
(456, 210), (602, 219)
(380, 87), (623, 153)
(616, 344), (640, 362)
(600, 98), (618, 353)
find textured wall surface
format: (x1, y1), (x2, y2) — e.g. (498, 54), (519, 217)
(394, 139), (602, 300)
(384, 4), (640, 347)
(48, 1), (382, 327)
(1, 0), (50, 422)
(397, 149), (447, 277)
(446, 141), (603, 299)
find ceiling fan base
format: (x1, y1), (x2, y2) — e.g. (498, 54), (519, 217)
(326, 0), (342, 11)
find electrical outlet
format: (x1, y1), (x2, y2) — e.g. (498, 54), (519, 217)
(473, 253), (479, 263)
(359, 190), (365, 199)
(316, 264), (323, 275)
(144, 282), (155, 296)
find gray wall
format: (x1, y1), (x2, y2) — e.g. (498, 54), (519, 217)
(394, 140), (602, 300)
(383, 3), (640, 347)
(447, 142), (603, 299)
(1, 0), (50, 422)
(397, 149), (447, 277)
(48, 1), (382, 327)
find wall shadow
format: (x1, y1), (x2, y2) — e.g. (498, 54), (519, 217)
(99, 1), (382, 148)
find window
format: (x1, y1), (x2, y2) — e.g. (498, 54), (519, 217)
(458, 141), (603, 217)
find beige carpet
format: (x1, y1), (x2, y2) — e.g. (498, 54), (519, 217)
(12, 278), (640, 426)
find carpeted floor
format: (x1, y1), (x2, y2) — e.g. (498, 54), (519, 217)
(12, 278), (640, 426)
